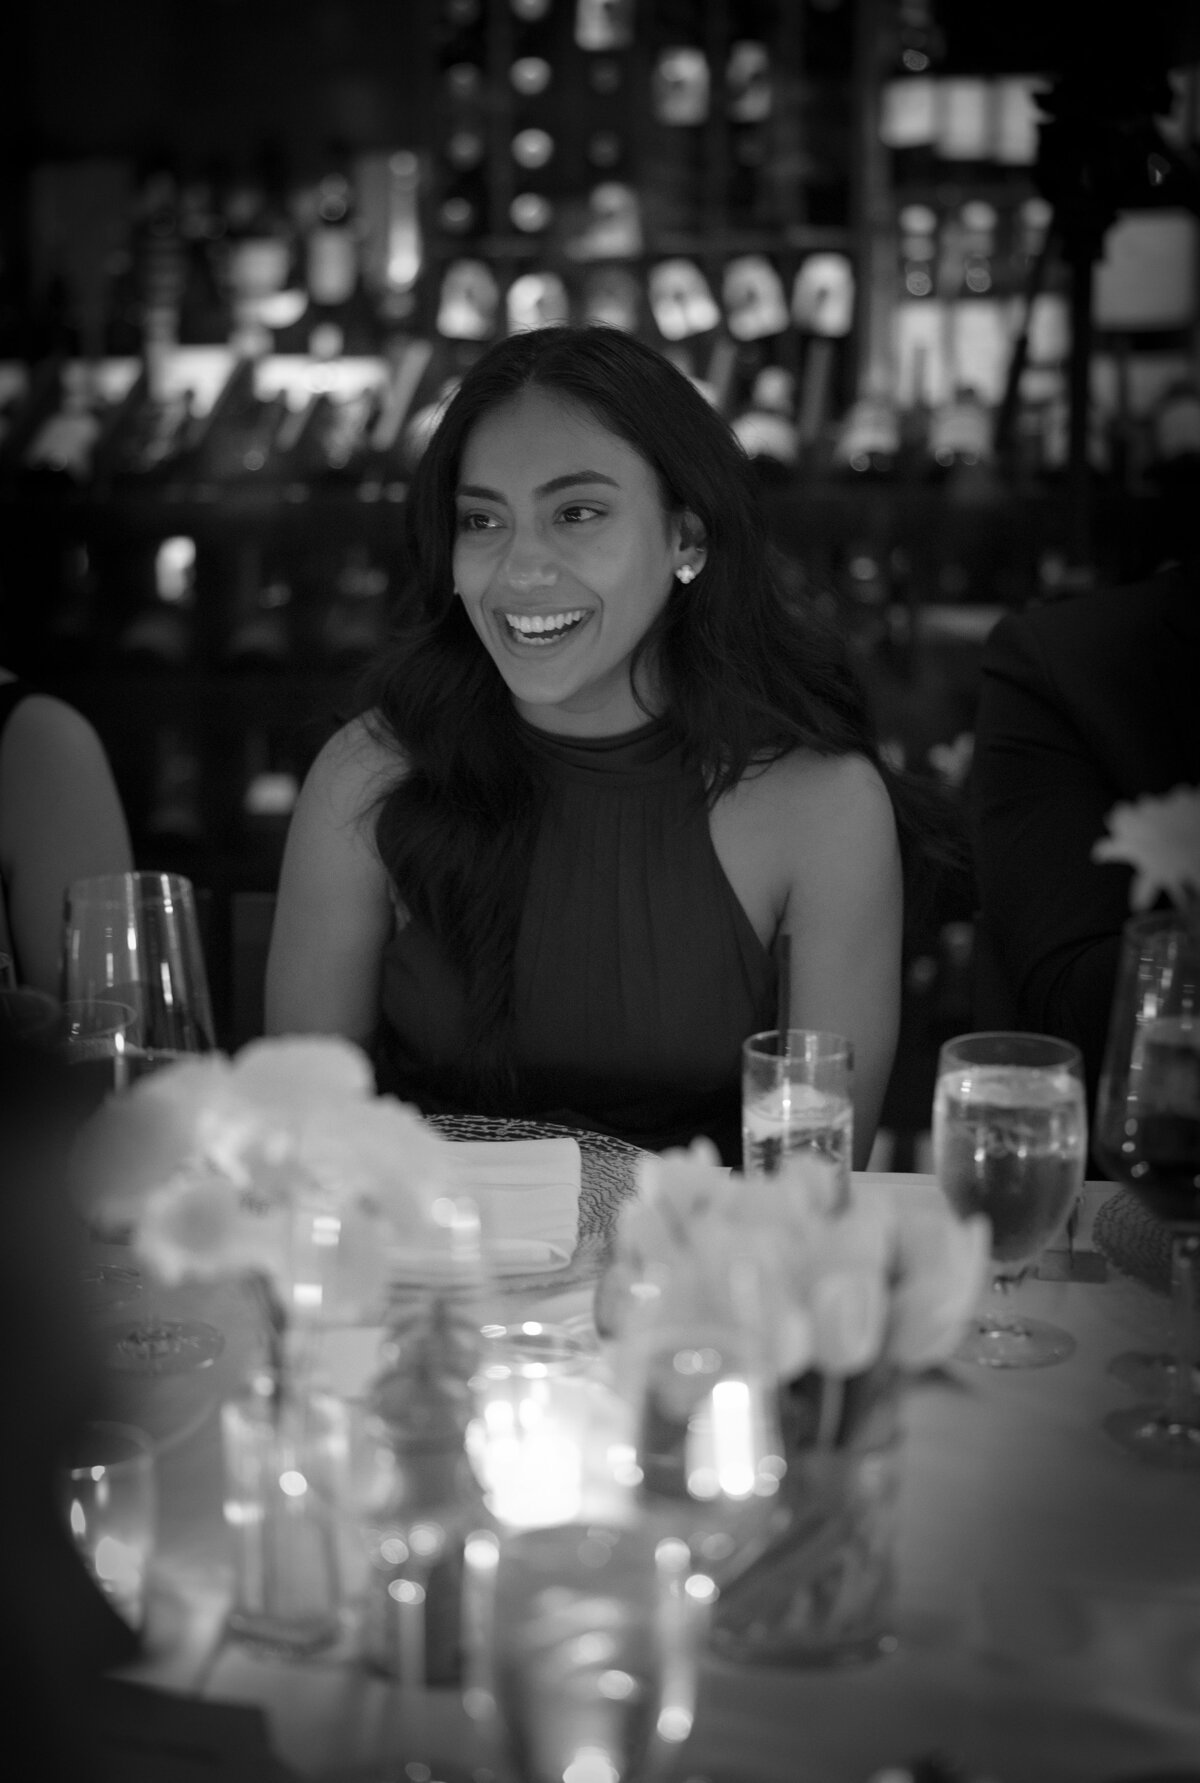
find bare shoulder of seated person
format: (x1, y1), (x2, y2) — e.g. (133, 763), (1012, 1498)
(265, 715), (404, 1045)
(713, 748), (903, 1168)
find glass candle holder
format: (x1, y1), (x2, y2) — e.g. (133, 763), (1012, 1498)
(59, 1419), (157, 1630)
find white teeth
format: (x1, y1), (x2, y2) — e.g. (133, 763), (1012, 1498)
(504, 609), (587, 638)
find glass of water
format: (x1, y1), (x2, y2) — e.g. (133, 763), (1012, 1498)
(464, 1520), (702, 1783)
(933, 1031), (1086, 1369)
(741, 1028), (853, 1201)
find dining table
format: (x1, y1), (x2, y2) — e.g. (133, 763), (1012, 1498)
(93, 1154), (1200, 1783)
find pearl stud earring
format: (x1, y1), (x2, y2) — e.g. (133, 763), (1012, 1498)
(676, 564), (697, 584)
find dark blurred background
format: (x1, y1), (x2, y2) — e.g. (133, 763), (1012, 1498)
(1, 1), (1198, 1147)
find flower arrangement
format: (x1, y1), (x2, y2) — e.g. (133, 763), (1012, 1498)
(1092, 783), (1200, 914)
(603, 1138), (991, 1449)
(76, 1035), (459, 1347)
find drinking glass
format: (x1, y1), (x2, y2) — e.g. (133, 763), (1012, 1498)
(60, 997), (140, 1111)
(933, 1031), (1086, 1368)
(61, 870), (215, 1066)
(58, 1419), (157, 1630)
(464, 1520), (702, 1783)
(62, 872), (222, 1372)
(616, 1254), (786, 1579)
(741, 1028), (853, 1201)
(1094, 909), (1200, 1468)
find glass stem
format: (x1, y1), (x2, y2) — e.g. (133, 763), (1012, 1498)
(1168, 1234), (1200, 1429)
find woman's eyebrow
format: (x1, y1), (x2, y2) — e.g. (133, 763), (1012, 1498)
(456, 470), (621, 500)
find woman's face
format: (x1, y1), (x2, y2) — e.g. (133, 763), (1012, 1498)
(452, 386), (700, 735)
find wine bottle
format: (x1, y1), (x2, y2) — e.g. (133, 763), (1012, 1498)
(223, 542), (294, 670)
(113, 535), (197, 670)
(301, 150), (378, 358)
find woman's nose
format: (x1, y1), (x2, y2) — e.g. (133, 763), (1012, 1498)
(502, 540), (559, 591)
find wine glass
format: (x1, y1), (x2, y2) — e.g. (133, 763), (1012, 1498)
(59, 997), (140, 1113)
(1094, 909), (1200, 1468)
(63, 871), (223, 1373)
(933, 1031), (1087, 1368)
(61, 870), (215, 1068)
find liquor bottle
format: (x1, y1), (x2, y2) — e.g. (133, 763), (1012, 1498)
(144, 726), (205, 849)
(730, 367), (800, 476)
(355, 150), (424, 329)
(220, 154), (294, 361)
(357, 333), (437, 499)
(223, 543), (294, 669)
(575, 0), (633, 52)
(318, 544), (391, 669)
(241, 727), (300, 836)
(177, 168), (230, 346)
(300, 150), (378, 357)
(113, 535), (197, 669)
(281, 383), (382, 492)
(20, 363), (104, 490)
(726, 38), (772, 227)
(190, 358), (289, 486)
(878, 0), (943, 189)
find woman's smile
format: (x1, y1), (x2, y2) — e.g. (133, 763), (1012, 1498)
(499, 607), (592, 646)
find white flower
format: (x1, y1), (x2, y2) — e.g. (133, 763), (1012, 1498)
(807, 1267), (889, 1376)
(74, 1034), (458, 1309)
(1093, 784), (1200, 911)
(887, 1204), (991, 1367)
(607, 1142), (986, 1415)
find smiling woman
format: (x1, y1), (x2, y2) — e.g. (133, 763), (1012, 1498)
(264, 325), (953, 1168)
(452, 387), (703, 734)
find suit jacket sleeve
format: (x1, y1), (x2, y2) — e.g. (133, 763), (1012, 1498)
(969, 611), (1130, 1112)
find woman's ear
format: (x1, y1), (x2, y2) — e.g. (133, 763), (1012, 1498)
(674, 510), (708, 581)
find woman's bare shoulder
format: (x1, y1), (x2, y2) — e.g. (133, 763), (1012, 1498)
(303, 713), (407, 822)
(734, 747), (893, 827)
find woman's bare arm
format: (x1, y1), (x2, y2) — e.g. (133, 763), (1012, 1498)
(0, 693), (134, 996)
(777, 753), (903, 1166)
(265, 717), (399, 1046)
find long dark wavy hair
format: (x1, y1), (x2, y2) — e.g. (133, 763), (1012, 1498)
(357, 324), (963, 1106)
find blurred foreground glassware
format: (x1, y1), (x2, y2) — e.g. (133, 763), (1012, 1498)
(741, 1027), (853, 1200)
(58, 1419), (156, 1630)
(710, 1364), (904, 1667)
(60, 996), (139, 1105)
(63, 871), (223, 1371)
(464, 1521), (703, 1783)
(1095, 909), (1200, 1467)
(934, 1031), (1086, 1368)
(61, 870), (215, 1066)
(221, 1384), (349, 1653)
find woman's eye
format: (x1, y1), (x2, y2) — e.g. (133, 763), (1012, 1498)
(456, 510), (500, 533)
(559, 504), (603, 524)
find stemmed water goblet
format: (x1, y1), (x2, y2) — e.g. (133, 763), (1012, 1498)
(63, 870), (223, 1373)
(1094, 908), (1200, 1467)
(933, 1031), (1087, 1368)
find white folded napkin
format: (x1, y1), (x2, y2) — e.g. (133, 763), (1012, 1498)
(384, 1137), (583, 1282)
(445, 1137), (582, 1275)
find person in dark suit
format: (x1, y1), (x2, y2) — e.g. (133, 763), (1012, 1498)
(969, 557), (1200, 1133)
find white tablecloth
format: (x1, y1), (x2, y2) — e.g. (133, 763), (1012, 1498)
(112, 1177), (1200, 1783)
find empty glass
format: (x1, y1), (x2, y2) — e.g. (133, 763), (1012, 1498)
(61, 871), (215, 1065)
(63, 873), (222, 1372)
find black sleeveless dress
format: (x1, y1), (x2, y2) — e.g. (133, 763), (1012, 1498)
(375, 716), (778, 1165)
